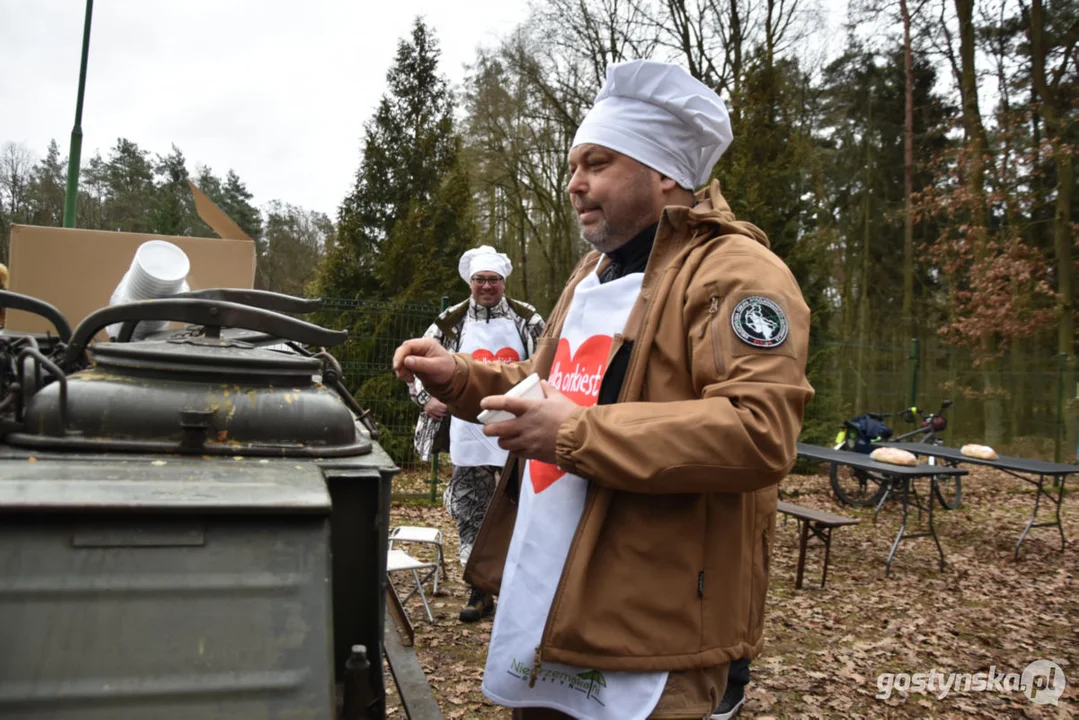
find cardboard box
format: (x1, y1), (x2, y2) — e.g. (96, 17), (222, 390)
(5, 181), (256, 338)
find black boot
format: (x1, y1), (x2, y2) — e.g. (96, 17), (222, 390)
(712, 676), (746, 719)
(459, 586), (494, 623)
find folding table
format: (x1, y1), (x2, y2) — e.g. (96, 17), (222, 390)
(884, 443), (1074, 559)
(796, 442), (969, 575)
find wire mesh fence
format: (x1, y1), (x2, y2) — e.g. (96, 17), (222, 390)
(321, 296), (446, 468)
(324, 297), (1077, 468)
(804, 335), (1074, 463)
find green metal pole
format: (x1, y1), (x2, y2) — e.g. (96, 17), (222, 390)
(429, 434), (440, 504)
(429, 295), (451, 503)
(1055, 353), (1065, 464)
(908, 337), (919, 408)
(62, 0), (95, 228)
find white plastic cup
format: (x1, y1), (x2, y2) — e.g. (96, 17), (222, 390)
(126, 240), (191, 298)
(107, 240), (191, 339)
(477, 373), (545, 425)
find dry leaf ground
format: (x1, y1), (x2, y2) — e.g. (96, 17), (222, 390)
(383, 464), (1076, 719)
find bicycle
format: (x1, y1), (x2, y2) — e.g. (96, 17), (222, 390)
(830, 399), (961, 511)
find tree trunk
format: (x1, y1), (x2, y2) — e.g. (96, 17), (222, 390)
(1052, 152), (1074, 351)
(955, 0), (1003, 443)
(1009, 343), (1025, 442)
(764, 0), (777, 72)
(730, 0), (744, 124)
(855, 252), (869, 413)
(839, 247), (855, 411)
(954, 0), (989, 230)
(855, 106), (872, 413)
(945, 335), (963, 440)
(1028, 0), (1075, 453)
(1029, 0), (1075, 360)
(982, 355), (1006, 445)
(900, 0), (915, 345)
(517, 202), (529, 302)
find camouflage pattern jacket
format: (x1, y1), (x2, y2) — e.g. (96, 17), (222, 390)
(410, 296), (545, 461)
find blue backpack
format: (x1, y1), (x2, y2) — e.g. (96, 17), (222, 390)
(842, 414), (893, 454)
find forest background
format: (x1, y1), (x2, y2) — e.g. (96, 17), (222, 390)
(2, 0), (1076, 466)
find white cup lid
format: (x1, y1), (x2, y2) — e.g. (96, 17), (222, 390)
(135, 240), (190, 282)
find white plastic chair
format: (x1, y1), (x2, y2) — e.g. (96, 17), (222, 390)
(389, 526), (445, 593)
(387, 549), (438, 622)
(387, 526), (445, 622)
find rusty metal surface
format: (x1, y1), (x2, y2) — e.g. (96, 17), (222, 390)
(383, 610), (444, 720)
(386, 584), (415, 647)
(17, 369), (365, 455)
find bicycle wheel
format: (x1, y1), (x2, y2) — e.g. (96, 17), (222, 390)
(830, 462), (888, 506)
(931, 457), (963, 509)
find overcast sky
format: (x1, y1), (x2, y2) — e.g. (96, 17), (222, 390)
(1, 0), (533, 219)
(2, 1), (854, 223)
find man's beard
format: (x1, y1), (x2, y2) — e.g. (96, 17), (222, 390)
(579, 216), (621, 254)
(577, 206), (654, 254)
(575, 168), (657, 253)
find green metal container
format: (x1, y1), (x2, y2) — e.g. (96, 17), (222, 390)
(0, 290), (402, 718)
(0, 460), (335, 719)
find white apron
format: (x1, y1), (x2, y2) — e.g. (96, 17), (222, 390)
(450, 315), (526, 468)
(482, 264), (667, 720)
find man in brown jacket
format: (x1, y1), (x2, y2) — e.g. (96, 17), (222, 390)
(393, 59), (813, 720)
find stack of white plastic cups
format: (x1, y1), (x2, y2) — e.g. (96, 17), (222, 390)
(107, 240), (191, 340)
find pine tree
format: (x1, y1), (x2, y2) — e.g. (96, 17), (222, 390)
(193, 165), (223, 203)
(315, 17), (474, 305)
(101, 138), (155, 233)
(188, 165), (267, 285)
(719, 52), (822, 324)
(29, 139), (66, 228)
(309, 18), (476, 461)
(220, 169), (264, 240)
(152, 144), (197, 236)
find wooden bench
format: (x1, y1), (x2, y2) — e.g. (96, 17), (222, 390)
(777, 500), (860, 589)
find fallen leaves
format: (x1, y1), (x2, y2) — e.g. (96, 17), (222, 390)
(382, 466), (1077, 718)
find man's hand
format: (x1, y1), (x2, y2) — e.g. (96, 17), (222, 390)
(424, 397), (448, 419)
(481, 380), (578, 464)
(393, 337), (456, 387)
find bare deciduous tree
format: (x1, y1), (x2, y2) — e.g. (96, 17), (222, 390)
(0, 142), (34, 219)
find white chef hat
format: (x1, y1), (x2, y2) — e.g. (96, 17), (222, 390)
(571, 59), (733, 190)
(459, 245), (513, 283)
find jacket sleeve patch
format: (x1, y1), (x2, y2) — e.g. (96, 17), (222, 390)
(722, 291), (798, 361)
(731, 295), (789, 349)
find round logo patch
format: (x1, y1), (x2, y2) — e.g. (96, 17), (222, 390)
(731, 296), (789, 348)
